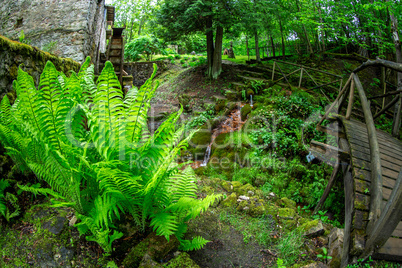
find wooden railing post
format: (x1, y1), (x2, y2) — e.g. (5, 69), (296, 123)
(299, 68), (303, 88)
(346, 79), (355, 120)
(353, 73), (383, 231)
(317, 74), (353, 127)
(360, 167), (402, 260)
(272, 61), (276, 81)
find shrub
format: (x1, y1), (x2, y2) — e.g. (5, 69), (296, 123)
(0, 57), (220, 253)
(125, 35), (166, 61)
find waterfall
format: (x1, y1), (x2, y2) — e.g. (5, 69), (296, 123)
(200, 145), (212, 167)
(250, 95), (253, 107)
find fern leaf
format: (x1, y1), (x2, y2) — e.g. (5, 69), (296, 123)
(150, 211), (178, 240)
(179, 236), (210, 251)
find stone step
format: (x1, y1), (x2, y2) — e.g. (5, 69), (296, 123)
(232, 82), (246, 87)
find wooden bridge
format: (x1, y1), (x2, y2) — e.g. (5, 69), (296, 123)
(311, 70), (402, 266)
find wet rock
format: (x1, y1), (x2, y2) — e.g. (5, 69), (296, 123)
(237, 195), (250, 201)
(122, 232), (179, 268)
(42, 216), (66, 235)
(247, 190), (255, 196)
(240, 104), (252, 121)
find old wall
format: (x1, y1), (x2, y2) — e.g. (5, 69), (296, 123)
(0, 35), (81, 96)
(124, 61), (168, 88)
(0, 0), (106, 63)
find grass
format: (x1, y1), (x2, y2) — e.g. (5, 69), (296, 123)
(222, 55), (255, 64)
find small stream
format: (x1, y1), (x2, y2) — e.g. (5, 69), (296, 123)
(198, 104), (247, 167)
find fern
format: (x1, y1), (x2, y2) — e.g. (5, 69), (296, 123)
(0, 57), (221, 253)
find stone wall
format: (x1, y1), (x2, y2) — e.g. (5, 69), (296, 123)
(0, 0), (106, 64)
(0, 35), (81, 97)
(124, 61), (168, 88)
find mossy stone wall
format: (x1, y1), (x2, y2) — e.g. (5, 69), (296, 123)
(124, 61), (168, 88)
(0, 35), (81, 96)
(0, 0), (106, 63)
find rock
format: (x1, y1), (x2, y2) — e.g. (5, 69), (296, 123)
(69, 216), (77, 226)
(221, 193), (238, 208)
(237, 195), (250, 201)
(164, 252), (200, 268)
(265, 205), (279, 218)
(234, 183), (254, 195)
(122, 232), (179, 267)
(277, 197), (296, 209)
(268, 192), (276, 199)
(138, 253), (163, 267)
(42, 216), (67, 235)
(190, 51), (196, 55)
(298, 220), (325, 238)
(240, 104), (252, 121)
(178, 94), (192, 112)
(225, 90), (238, 101)
(277, 208), (295, 220)
(247, 191), (254, 196)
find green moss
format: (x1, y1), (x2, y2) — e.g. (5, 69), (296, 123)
(164, 252), (200, 268)
(297, 219), (319, 233)
(123, 240), (150, 267)
(277, 197), (296, 209)
(234, 183), (255, 195)
(221, 193), (238, 208)
(241, 104), (252, 121)
(278, 208), (296, 219)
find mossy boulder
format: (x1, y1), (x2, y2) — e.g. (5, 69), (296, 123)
(240, 104), (252, 121)
(164, 252), (200, 268)
(188, 124), (211, 161)
(123, 232), (179, 267)
(278, 208), (296, 220)
(234, 183), (255, 196)
(297, 219), (324, 238)
(277, 197), (296, 209)
(221, 193), (238, 208)
(215, 98), (228, 114)
(225, 90), (239, 101)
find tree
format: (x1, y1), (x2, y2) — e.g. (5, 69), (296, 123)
(155, 0), (239, 79)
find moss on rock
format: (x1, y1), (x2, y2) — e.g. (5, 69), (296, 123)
(164, 252), (200, 268)
(278, 208), (296, 220)
(240, 104), (252, 121)
(221, 193), (238, 208)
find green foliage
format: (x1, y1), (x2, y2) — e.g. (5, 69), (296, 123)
(0, 179), (20, 221)
(125, 35), (166, 61)
(317, 247), (332, 263)
(276, 258), (286, 268)
(0, 57), (220, 252)
(276, 230), (304, 266)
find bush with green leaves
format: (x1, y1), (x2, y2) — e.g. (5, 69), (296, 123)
(125, 35), (166, 61)
(0, 57), (220, 253)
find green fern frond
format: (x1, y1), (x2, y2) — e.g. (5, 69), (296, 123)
(78, 56), (92, 79)
(150, 211), (178, 240)
(179, 236), (210, 251)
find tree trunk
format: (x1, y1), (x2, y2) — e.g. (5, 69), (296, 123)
(271, 36), (275, 57)
(279, 19), (285, 58)
(255, 31), (260, 62)
(137, 17), (146, 36)
(206, 17), (214, 79)
(211, 26), (223, 79)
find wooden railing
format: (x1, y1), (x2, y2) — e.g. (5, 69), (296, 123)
(271, 60), (343, 101)
(317, 70), (402, 260)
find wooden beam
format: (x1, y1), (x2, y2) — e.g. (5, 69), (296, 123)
(316, 125), (346, 139)
(346, 79), (355, 120)
(317, 74), (353, 126)
(360, 168), (402, 261)
(275, 62), (292, 88)
(353, 58), (402, 74)
(368, 89), (402, 100)
(275, 59), (342, 78)
(373, 96), (399, 119)
(341, 165), (354, 268)
(392, 95), (401, 137)
(272, 61), (276, 81)
(310, 140), (350, 161)
(314, 160), (340, 214)
(353, 73), (383, 231)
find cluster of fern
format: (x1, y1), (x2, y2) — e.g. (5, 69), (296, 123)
(0, 57), (220, 252)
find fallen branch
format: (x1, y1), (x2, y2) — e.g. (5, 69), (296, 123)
(353, 58), (402, 73)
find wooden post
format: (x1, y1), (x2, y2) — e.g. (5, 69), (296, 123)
(360, 167), (402, 260)
(339, 78), (343, 93)
(303, 69), (319, 86)
(272, 61), (276, 81)
(276, 63), (292, 88)
(353, 73), (383, 232)
(346, 79), (355, 120)
(382, 67), (386, 109)
(317, 74), (353, 126)
(299, 68), (304, 88)
(373, 95), (399, 119)
(313, 160), (340, 214)
(392, 94), (401, 137)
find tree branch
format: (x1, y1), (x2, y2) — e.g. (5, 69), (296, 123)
(353, 58), (402, 73)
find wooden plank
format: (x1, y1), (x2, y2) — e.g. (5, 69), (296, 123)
(352, 157), (399, 179)
(355, 178), (393, 200)
(374, 237), (402, 261)
(346, 119), (402, 144)
(346, 129), (402, 154)
(392, 221), (402, 237)
(341, 166), (354, 267)
(310, 140), (350, 161)
(353, 169), (396, 190)
(350, 149), (401, 173)
(361, 168), (402, 261)
(348, 141), (402, 165)
(348, 138), (402, 160)
(316, 125), (346, 139)
(353, 209), (369, 230)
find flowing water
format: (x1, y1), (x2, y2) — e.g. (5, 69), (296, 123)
(198, 104), (246, 167)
